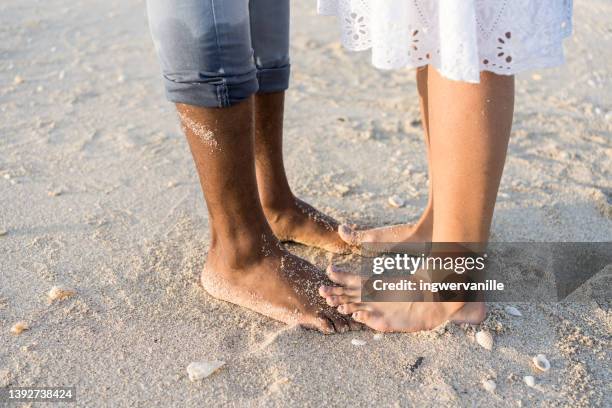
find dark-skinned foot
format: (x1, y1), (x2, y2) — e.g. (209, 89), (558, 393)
(264, 197), (352, 254)
(201, 236), (360, 333)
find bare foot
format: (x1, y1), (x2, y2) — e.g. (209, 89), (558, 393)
(338, 207), (433, 255)
(319, 266), (486, 333)
(201, 237), (360, 333)
(264, 198), (351, 254)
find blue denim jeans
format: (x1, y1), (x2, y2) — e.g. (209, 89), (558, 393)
(147, 0), (290, 108)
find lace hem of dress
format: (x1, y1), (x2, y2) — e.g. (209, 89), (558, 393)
(318, 0), (573, 83)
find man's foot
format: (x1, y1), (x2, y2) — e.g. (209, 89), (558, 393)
(201, 238), (360, 333)
(263, 198), (351, 254)
(337, 206), (433, 255)
(319, 266), (486, 333)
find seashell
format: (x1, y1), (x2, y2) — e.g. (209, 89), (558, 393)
(186, 361), (225, 381)
(532, 354), (550, 372)
(11, 321), (29, 335)
(373, 333), (383, 341)
(482, 379), (496, 393)
(0, 229), (7, 237)
(475, 330), (494, 351)
(351, 339), (367, 346)
(523, 375), (535, 387)
(48, 285), (76, 302)
(13, 75), (24, 85)
(334, 184), (350, 196)
(504, 306), (522, 317)
(388, 195), (405, 208)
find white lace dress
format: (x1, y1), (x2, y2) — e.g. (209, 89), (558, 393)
(317, 0), (573, 83)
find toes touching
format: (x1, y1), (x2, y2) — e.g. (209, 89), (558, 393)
(319, 265), (365, 317)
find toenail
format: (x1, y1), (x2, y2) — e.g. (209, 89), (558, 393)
(340, 224), (353, 234)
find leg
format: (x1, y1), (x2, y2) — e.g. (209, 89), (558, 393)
(180, 101), (350, 333)
(249, 0), (351, 254)
(322, 69), (515, 332)
(338, 67), (434, 251)
(428, 70), (513, 243)
(147, 0), (352, 333)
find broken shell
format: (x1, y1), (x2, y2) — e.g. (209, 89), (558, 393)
(351, 339), (367, 346)
(373, 333), (383, 341)
(334, 184), (350, 196)
(11, 321), (29, 335)
(0, 229), (7, 236)
(504, 306), (522, 317)
(482, 379), (496, 393)
(13, 75), (24, 84)
(187, 361), (225, 381)
(48, 285), (76, 302)
(388, 195), (405, 208)
(523, 375), (535, 387)
(532, 354), (550, 372)
(475, 330), (494, 351)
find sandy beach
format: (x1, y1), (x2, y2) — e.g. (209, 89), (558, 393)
(1, 0), (611, 406)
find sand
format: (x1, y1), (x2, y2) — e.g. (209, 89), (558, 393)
(1, 0), (610, 406)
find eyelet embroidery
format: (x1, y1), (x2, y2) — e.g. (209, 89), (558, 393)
(318, 0), (573, 82)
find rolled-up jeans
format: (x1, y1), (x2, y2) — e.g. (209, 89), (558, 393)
(147, 0), (290, 108)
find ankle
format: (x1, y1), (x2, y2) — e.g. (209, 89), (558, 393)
(209, 229), (280, 270)
(260, 195), (297, 218)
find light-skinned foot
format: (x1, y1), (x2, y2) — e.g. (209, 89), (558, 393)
(318, 266), (486, 332)
(338, 205), (433, 255)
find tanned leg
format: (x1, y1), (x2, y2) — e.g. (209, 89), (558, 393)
(253, 91), (351, 254)
(177, 98), (353, 333)
(321, 69), (514, 332)
(338, 67), (434, 251)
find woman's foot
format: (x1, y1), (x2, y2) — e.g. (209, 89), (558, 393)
(319, 266), (486, 332)
(263, 197), (351, 254)
(202, 236), (360, 333)
(338, 206), (433, 255)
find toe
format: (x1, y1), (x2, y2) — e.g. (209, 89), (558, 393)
(322, 237), (353, 255)
(338, 224), (362, 247)
(352, 310), (371, 324)
(337, 302), (369, 315)
(300, 313), (336, 334)
(352, 311), (390, 332)
(326, 265), (362, 288)
(325, 295), (355, 307)
(319, 285), (348, 297)
(314, 316), (336, 334)
(325, 310), (350, 333)
(319, 285), (360, 299)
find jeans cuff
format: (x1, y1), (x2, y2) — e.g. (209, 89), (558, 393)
(162, 74), (259, 108)
(256, 64), (291, 94)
